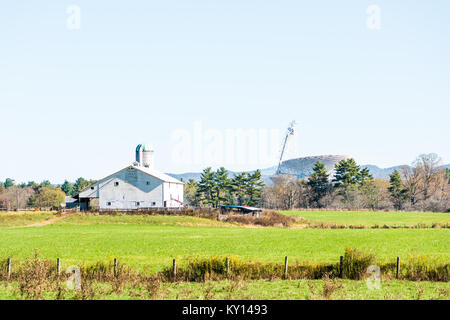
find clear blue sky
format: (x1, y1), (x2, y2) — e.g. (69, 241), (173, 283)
(1, 1), (449, 183)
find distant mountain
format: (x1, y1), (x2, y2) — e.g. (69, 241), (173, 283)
(166, 172), (203, 182)
(167, 157), (449, 185)
(360, 165), (407, 180)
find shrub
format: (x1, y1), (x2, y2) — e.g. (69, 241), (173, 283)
(342, 247), (376, 280)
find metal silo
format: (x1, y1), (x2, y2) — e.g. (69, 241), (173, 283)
(141, 144), (154, 169)
(135, 144), (143, 165)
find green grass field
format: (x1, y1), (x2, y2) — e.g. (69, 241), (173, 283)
(283, 210), (450, 227)
(0, 213), (448, 272)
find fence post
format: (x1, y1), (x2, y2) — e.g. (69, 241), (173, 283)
(172, 259), (177, 280)
(284, 256), (288, 279)
(396, 257), (400, 279)
(57, 258), (61, 276)
(7, 258), (11, 279)
(226, 258), (230, 278)
(114, 258), (117, 277)
(339, 256), (343, 278)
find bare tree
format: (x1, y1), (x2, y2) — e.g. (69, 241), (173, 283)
(413, 153), (442, 201)
(401, 165), (421, 206)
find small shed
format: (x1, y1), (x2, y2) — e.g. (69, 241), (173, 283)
(64, 196), (79, 209)
(219, 205), (262, 217)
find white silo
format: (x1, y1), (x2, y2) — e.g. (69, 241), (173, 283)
(142, 144), (154, 169)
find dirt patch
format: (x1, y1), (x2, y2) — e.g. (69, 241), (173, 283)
(21, 214), (72, 228)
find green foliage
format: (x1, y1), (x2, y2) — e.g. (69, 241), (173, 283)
(357, 167), (374, 185)
(3, 178), (15, 189)
(245, 170), (265, 206)
(196, 168), (265, 208)
(184, 179), (201, 207)
(196, 168), (217, 207)
(333, 159), (361, 188)
(307, 161), (331, 207)
(39, 180), (52, 188)
(333, 159), (373, 189)
(231, 172), (248, 205)
(403, 255), (450, 281)
(61, 180), (74, 197)
(27, 181), (38, 188)
(72, 177), (97, 195)
(342, 247), (376, 280)
(28, 187), (66, 209)
(213, 167), (232, 207)
(388, 170), (409, 210)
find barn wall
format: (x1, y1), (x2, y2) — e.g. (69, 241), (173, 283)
(163, 181), (184, 208)
(78, 166), (184, 210)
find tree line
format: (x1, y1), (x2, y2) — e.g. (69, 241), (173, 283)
(261, 153), (449, 212)
(0, 178), (96, 210)
(184, 167), (265, 208)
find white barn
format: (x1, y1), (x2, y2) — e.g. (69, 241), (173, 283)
(76, 144), (184, 210)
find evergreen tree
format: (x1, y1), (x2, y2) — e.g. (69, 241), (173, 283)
(3, 178), (15, 189)
(73, 177), (90, 195)
(213, 167), (232, 207)
(307, 161), (330, 207)
(61, 180), (74, 196)
(333, 158), (361, 188)
(27, 181), (38, 188)
(357, 167), (374, 185)
(245, 170), (265, 206)
(388, 170), (408, 210)
(231, 172), (249, 205)
(39, 180), (52, 188)
(196, 167), (217, 207)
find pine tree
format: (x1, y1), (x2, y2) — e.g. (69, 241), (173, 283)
(245, 170), (265, 206)
(61, 180), (74, 196)
(307, 161), (330, 207)
(231, 172), (249, 205)
(213, 167), (232, 207)
(357, 167), (374, 185)
(333, 158), (361, 188)
(388, 170), (408, 210)
(196, 167), (217, 207)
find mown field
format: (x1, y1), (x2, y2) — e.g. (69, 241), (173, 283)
(283, 210), (450, 227)
(0, 211), (448, 300)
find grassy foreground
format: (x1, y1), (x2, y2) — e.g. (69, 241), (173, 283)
(283, 210), (450, 227)
(0, 213), (448, 271)
(0, 279), (448, 300)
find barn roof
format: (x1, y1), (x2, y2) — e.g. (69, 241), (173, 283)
(132, 165), (183, 184)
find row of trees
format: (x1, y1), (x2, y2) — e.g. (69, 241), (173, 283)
(184, 167), (265, 208)
(0, 177), (96, 210)
(261, 154), (449, 212)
